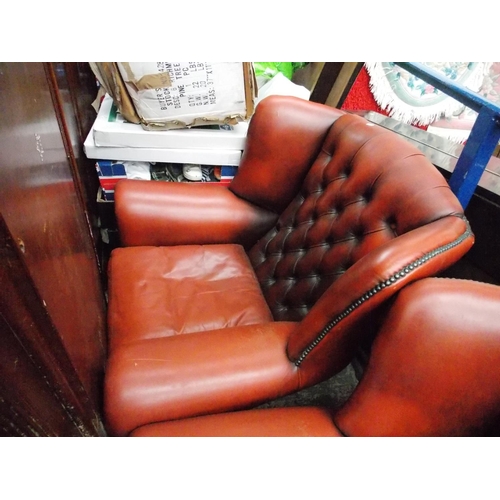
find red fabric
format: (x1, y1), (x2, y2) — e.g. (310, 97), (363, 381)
(341, 67), (386, 115)
(342, 66), (427, 131)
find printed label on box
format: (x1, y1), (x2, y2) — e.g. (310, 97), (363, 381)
(117, 62), (247, 124)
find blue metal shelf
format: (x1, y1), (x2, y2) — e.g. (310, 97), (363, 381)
(394, 62), (500, 209)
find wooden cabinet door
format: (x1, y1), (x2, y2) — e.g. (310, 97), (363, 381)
(0, 62), (107, 436)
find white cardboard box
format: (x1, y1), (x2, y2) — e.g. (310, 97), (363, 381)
(84, 127), (242, 165)
(93, 94), (249, 150)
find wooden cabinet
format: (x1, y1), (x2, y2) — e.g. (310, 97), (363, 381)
(0, 62), (107, 436)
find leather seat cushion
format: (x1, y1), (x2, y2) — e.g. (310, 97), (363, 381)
(107, 244), (273, 350)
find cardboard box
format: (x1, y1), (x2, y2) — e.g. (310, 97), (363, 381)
(84, 127), (242, 165)
(221, 165), (238, 180)
(91, 62), (256, 130)
(95, 161), (127, 199)
(92, 94), (249, 150)
(99, 186), (116, 201)
(95, 160), (126, 177)
(98, 177), (126, 192)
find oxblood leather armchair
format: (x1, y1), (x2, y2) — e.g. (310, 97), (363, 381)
(130, 278), (500, 437)
(104, 95), (474, 437)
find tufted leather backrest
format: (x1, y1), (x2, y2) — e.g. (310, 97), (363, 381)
(248, 113), (465, 321)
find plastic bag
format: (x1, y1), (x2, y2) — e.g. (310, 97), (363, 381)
(253, 62), (307, 81)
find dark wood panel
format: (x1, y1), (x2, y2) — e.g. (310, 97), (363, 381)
(0, 312), (66, 437)
(310, 62), (363, 106)
(0, 216), (105, 436)
(48, 63), (101, 248)
(0, 62), (107, 429)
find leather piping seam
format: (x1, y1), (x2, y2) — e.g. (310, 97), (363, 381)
(293, 216), (472, 367)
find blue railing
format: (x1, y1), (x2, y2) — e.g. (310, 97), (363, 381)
(394, 62), (500, 209)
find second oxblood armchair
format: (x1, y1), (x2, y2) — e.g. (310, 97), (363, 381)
(104, 95), (474, 436)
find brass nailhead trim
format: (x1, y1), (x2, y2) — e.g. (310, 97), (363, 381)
(294, 218), (472, 366)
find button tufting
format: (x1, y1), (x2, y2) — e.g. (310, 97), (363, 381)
(294, 221), (472, 366)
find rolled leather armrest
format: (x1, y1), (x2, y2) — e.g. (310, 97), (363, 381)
(286, 215), (474, 383)
(130, 407), (343, 437)
(114, 179), (278, 248)
(334, 277), (500, 437)
(104, 321), (299, 436)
